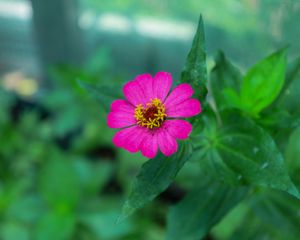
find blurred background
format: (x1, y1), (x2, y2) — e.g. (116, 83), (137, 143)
(0, 0), (300, 239)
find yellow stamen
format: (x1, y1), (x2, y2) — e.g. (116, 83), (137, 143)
(134, 98), (167, 129)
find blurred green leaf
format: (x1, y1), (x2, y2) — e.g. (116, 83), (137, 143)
(277, 56), (300, 117)
(212, 201), (249, 239)
(41, 90), (80, 136)
(286, 56), (300, 83)
(0, 181), (29, 214)
(0, 89), (14, 125)
(78, 81), (122, 112)
(39, 156), (80, 210)
(229, 210), (276, 240)
(80, 210), (133, 239)
(85, 47), (112, 76)
(230, 190), (300, 240)
(250, 191), (300, 239)
(6, 195), (44, 224)
(240, 48), (287, 116)
(277, 56), (300, 102)
(34, 211), (76, 240)
(286, 126), (300, 180)
(166, 176), (248, 240)
(119, 141), (192, 221)
(73, 158), (114, 195)
(210, 51), (242, 110)
(199, 111), (300, 199)
(0, 222), (29, 240)
(180, 15), (208, 100)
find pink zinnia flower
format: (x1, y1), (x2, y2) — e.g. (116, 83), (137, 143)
(107, 72), (201, 158)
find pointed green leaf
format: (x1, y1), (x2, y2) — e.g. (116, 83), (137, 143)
(240, 48), (287, 116)
(199, 111), (300, 199)
(166, 176), (248, 240)
(210, 51), (242, 110)
(119, 142), (192, 221)
(180, 15), (207, 100)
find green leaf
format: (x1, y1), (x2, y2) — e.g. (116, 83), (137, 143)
(73, 158), (114, 195)
(199, 111), (300, 199)
(119, 141), (192, 221)
(80, 210), (133, 239)
(250, 191), (300, 239)
(0, 222), (29, 240)
(286, 126), (300, 179)
(39, 155), (80, 210)
(229, 210), (275, 240)
(210, 51), (242, 110)
(6, 195), (44, 223)
(34, 211), (76, 240)
(212, 201), (249, 239)
(180, 15), (208, 100)
(78, 81), (122, 112)
(240, 48), (287, 116)
(277, 56), (300, 116)
(166, 176), (248, 240)
(231, 190), (300, 240)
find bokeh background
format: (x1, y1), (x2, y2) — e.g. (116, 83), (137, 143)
(0, 0), (300, 239)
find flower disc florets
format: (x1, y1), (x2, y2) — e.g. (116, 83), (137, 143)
(134, 98), (167, 129)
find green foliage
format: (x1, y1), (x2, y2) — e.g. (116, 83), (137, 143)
(210, 51), (242, 110)
(277, 56), (300, 116)
(34, 211), (76, 240)
(78, 81), (122, 112)
(221, 48), (287, 117)
(180, 15), (208, 100)
(39, 156), (80, 210)
(286, 126), (300, 183)
(0, 222), (29, 240)
(79, 207), (134, 239)
(166, 176), (248, 240)
(241, 48), (286, 116)
(198, 111), (300, 199)
(119, 141), (192, 221)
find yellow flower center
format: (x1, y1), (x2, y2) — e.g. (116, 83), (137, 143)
(134, 98), (167, 129)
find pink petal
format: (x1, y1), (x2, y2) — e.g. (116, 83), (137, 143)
(164, 83), (194, 108)
(135, 74), (154, 102)
(107, 111), (136, 128)
(110, 99), (134, 113)
(123, 76), (150, 106)
(107, 99), (136, 128)
(112, 126), (146, 153)
(163, 120), (192, 140)
(152, 72), (172, 101)
(157, 128), (178, 156)
(166, 99), (201, 118)
(140, 131), (158, 158)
